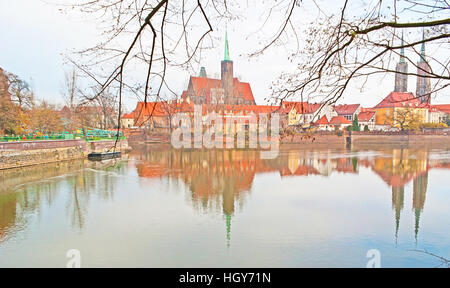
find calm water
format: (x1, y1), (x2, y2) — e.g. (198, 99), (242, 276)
(0, 145), (449, 267)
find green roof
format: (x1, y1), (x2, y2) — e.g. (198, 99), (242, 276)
(224, 31), (230, 61)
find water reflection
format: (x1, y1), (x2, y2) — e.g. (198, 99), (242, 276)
(0, 146), (449, 266)
(0, 160), (127, 242)
(130, 146), (450, 246)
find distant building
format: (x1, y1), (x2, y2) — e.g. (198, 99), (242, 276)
(357, 111), (376, 130)
(334, 104), (361, 122)
(121, 112), (135, 128)
(313, 115), (333, 131)
(416, 31), (431, 104)
(329, 115), (352, 130)
(374, 92), (428, 130)
(394, 32), (408, 93)
(181, 32), (256, 106)
(285, 102), (337, 127)
(430, 104), (450, 124)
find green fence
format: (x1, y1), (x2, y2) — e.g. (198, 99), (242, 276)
(0, 129), (125, 142)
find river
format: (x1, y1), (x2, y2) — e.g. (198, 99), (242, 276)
(0, 145), (449, 267)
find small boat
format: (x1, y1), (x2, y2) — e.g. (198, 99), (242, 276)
(88, 151), (122, 161)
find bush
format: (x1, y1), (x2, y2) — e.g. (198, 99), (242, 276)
(364, 125), (370, 132)
(420, 122), (448, 129)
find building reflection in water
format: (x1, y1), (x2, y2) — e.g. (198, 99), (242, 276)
(132, 146), (450, 246)
(1, 147), (449, 247)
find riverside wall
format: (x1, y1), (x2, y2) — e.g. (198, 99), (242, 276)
(128, 129), (450, 150)
(0, 139), (130, 170)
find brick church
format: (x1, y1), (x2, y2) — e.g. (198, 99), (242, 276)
(181, 33), (256, 106)
(393, 31), (431, 104)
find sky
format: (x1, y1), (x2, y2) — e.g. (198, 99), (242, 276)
(0, 0), (449, 112)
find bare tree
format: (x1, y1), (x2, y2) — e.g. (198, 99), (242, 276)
(7, 73), (34, 110)
(61, 68), (80, 110)
(63, 0), (449, 129)
(270, 0), (450, 106)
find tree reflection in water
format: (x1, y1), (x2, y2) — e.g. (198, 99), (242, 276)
(0, 159), (127, 240)
(1, 146), (449, 247)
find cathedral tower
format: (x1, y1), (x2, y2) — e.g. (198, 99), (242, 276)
(416, 30), (431, 104)
(221, 32), (234, 104)
(394, 32), (408, 92)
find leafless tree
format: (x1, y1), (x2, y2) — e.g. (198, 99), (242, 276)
(270, 0), (450, 106)
(409, 249), (449, 268)
(61, 68), (80, 110)
(64, 0), (450, 130)
(6, 73), (34, 110)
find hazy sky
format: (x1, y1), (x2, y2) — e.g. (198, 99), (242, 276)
(0, 0), (448, 112)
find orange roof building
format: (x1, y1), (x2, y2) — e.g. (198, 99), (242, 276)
(334, 104), (361, 121)
(181, 33), (256, 106)
(374, 92), (428, 109)
(329, 115), (351, 125)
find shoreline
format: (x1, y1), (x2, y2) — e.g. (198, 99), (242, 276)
(0, 139), (130, 170)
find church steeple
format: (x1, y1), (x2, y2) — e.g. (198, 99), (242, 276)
(394, 31), (408, 92)
(419, 29), (426, 63)
(416, 29), (431, 104)
(224, 31), (230, 61)
(399, 31), (406, 63)
(221, 30), (234, 104)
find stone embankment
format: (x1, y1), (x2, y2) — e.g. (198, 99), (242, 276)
(0, 139), (130, 170)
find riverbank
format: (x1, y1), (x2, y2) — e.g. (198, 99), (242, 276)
(128, 130), (450, 149)
(0, 139), (130, 170)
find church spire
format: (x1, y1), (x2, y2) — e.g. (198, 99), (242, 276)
(224, 31), (230, 61)
(394, 30), (408, 92)
(399, 31), (405, 63)
(420, 29), (426, 63)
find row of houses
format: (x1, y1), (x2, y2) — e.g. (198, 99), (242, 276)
(282, 91), (449, 131)
(122, 91), (449, 132)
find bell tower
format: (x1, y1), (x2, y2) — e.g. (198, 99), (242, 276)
(394, 32), (408, 92)
(416, 30), (431, 104)
(221, 31), (234, 104)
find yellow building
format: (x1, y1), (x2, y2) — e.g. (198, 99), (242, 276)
(374, 92), (428, 130)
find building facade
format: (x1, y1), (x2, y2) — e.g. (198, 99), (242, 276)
(181, 33), (256, 106)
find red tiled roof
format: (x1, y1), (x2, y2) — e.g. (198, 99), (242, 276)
(431, 104), (450, 114)
(233, 78), (255, 103)
(330, 115), (351, 125)
(186, 76), (256, 104)
(357, 111), (375, 122)
(314, 115), (329, 125)
(374, 92), (428, 109)
(290, 102), (322, 114)
(360, 107), (375, 113)
(334, 104), (360, 115)
(122, 112), (134, 119)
